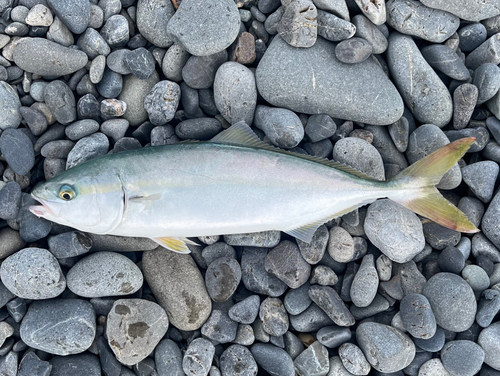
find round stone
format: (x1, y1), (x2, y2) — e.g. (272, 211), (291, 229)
(400, 294), (436, 339)
(335, 37), (373, 64)
(205, 256), (241, 302)
(220, 344), (258, 376)
(441, 340), (484, 376)
(478, 322), (500, 371)
(0, 128), (34, 176)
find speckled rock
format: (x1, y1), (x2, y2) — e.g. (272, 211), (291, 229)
(420, 0), (500, 22)
(441, 340), (484, 376)
(136, 0), (175, 48)
(0, 82), (22, 130)
(254, 105), (304, 149)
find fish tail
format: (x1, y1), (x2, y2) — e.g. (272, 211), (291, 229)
(387, 137), (479, 233)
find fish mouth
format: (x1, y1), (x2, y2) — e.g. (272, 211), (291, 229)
(29, 204), (52, 218)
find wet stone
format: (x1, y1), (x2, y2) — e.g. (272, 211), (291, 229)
(265, 240), (311, 288)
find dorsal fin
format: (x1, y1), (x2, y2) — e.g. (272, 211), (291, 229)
(210, 122), (380, 181)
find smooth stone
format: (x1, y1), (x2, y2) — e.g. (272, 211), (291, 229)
(265, 240), (311, 289)
(49, 354), (100, 376)
(478, 322), (500, 371)
(0, 228), (25, 260)
(136, 0), (175, 48)
(225, 232), (281, 248)
(400, 294), (436, 339)
(458, 23), (488, 52)
(453, 84), (478, 130)
(118, 70), (159, 126)
(335, 36), (373, 64)
(284, 282), (312, 315)
(386, 0), (459, 43)
(13, 38), (87, 76)
(473, 63), (500, 104)
(465, 34), (500, 71)
(124, 47), (155, 79)
(316, 326), (351, 348)
(228, 295), (260, 324)
(175, 118), (222, 140)
(0, 82), (21, 130)
(20, 299), (96, 355)
(66, 133), (109, 169)
(46, 0), (89, 33)
(205, 256), (241, 302)
(350, 254), (379, 308)
(445, 128), (490, 153)
(421, 44), (470, 81)
(350, 293), (390, 320)
(420, 0), (500, 22)
(107, 299), (168, 365)
(48, 231), (92, 259)
(339, 342), (371, 375)
(308, 285), (355, 327)
(254, 105), (304, 148)
(155, 339), (183, 376)
(356, 322), (416, 373)
(20, 107), (48, 136)
(290, 304), (335, 332)
(277, 0), (318, 48)
(76, 95), (101, 120)
(441, 340), (484, 376)
(332, 138), (384, 181)
(387, 33), (453, 128)
(476, 289), (500, 328)
(256, 35), (403, 125)
(317, 10), (356, 42)
(19, 351), (52, 376)
(0, 247), (65, 300)
(143, 248), (212, 331)
(167, 0), (240, 56)
(201, 242), (235, 265)
(437, 246), (465, 274)
(422, 272), (476, 332)
(472, 233), (500, 263)
(353, 14), (388, 54)
(182, 50), (228, 89)
(44, 80), (76, 125)
(251, 343), (294, 376)
(259, 297), (289, 337)
(65, 119), (100, 141)
(462, 161), (499, 203)
(143, 80), (180, 126)
(100, 15), (129, 47)
(46, 16), (74, 46)
(0, 128), (34, 176)
(162, 44), (190, 82)
(220, 345), (258, 376)
(183, 338), (215, 376)
(96, 68), (122, 99)
(214, 62), (257, 126)
(294, 341), (329, 376)
(413, 327), (445, 353)
(304, 114), (337, 143)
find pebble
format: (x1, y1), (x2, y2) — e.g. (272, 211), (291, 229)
(96, 68), (122, 99)
(100, 15), (129, 48)
(294, 341), (329, 376)
(316, 326), (351, 349)
(167, 0), (240, 56)
(256, 35), (403, 125)
(308, 285), (355, 327)
(182, 50), (228, 89)
(0, 247), (65, 300)
(162, 44), (190, 82)
(76, 28), (110, 60)
(316, 10), (356, 42)
(230, 32), (257, 65)
(332, 137), (385, 180)
(441, 340), (484, 376)
(310, 265), (338, 286)
(201, 242), (235, 265)
(478, 321), (500, 371)
(437, 246), (465, 274)
(290, 303), (335, 332)
(118, 70), (159, 126)
(0, 129), (34, 176)
(25, 4), (53, 27)
(254, 105), (304, 148)
(49, 354), (100, 376)
(143, 80), (180, 125)
(353, 14), (388, 54)
(43, 80), (76, 125)
(284, 282), (312, 315)
(219, 344), (256, 376)
(0, 228), (25, 260)
(476, 289), (500, 327)
(100, 100), (127, 119)
(339, 342), (371, 375)
(420, 0), (500, 22)
(214, 62), (257, 125)
(259, 297), (289, 337)
(20, 107), (48, 136)
(400, 294), (436, 339)
(46, 0), (89, 33)
(155, 339), (183, 376)
(462, 161), (499, 203)
(458, 23), (488, 52)
(414, 327), (446, 353)
(241, 247), (287, 297)
(66, 133), (109, 169)
(183, 338), (215, 376)
(265, 240), (311, 288)
(17, 202), (52, 242)
(205, 257), (241, 302)
(472, 233), (500, 263)
(350, 254), (379, 307)
(296, 225), (328, 264)
(304, 114), (337, 143)
(421, 44), (470, 81)
(20, 299), (96, 355)
(175, 118), (223, 140)
(335, 37), (373, 64)
(65, 119), (100, 141)
(482, 190), (500, 249)
(251, 343), (294, 376)
(473, 63), (500, 105)
(228, 295), (260, 324)
(107, 299), (169, 365)
(47, 16), (74, 46)
(142, 248), (211, 331)
(136, 0), (175, 48)
(124, 47), (155, 80)
(277, 0), (318, 48)
(453, 84), (478, 130)
(13, 38), (87, 76)
(356, 322), (416, 373)
(18, 351), (52, 376)
(465, 34), (500, 70)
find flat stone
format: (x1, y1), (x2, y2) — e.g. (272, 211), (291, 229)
(66, 133), (109, 169)
(353, 14), (388, 54)
(183, 338), (215, 376)
(228, 295), (260, 324)
(46, 0), (89, 33)
(478, 321), (500, 371)
(421, 44), (470, 81)
(290, 303), (335, 332)
(20, 299), (96, 355)
(339, 342), (371, 375)
(162, 44), (190, 82)
(335, 37), (373, 64)
(124, 47), (155, 79)
(0, 128), (34, 176)
(294, 341), (329, 376)
(175, 118), (222, 140)
(420, 0), (500, 21)
(441, 340), (484, 376)
(251, 343), (294, 376)
(254, 105), (304, 148)
(308, 285), (355, 327)
(13, 38), (87, 76)
(400, 293), (436, 339)
(465, 34), (500, 71)
(284, 282), (312, 315)
(317, 10), (356, 42)
(265, 240), (311, 288)
(259, 297), (289, 337)
(136, 0), (175, 48)
(256, 35), (403, 125)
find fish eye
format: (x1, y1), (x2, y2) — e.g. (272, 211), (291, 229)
(59, 185), (76, 201)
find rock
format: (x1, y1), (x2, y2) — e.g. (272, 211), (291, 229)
(420, 0), (500, 21)
(229, 295), (260, 324)
(20, 299), (96, 355)
(316, 326), (351, 348)
(162, 44), (190, 82)
(49, 354), (101, 376)
(478, 322), (500, 371)
(183, 338), (215, 376)
(46, 0), (89, 33)
(0, 248), (65, 300)
(284, 282), (312, 315)
(437, 246), (466, 274)
(167, 0), (240, 56)
(461, 161), (499, 203)
(441, 340), (484, 376)
(353, 14), (388, 54)
(136, 0), (175, 48)
(21, 107), (48, 136)
(317, 10), (356, 42)
(0, 82), (21, 130)
(256, 35), (403, 125)
(144, 81), (180, 126)
(339, 343), (371, 375)
(297, 224), (329, 264)
(387, 33), (453, 128)
(214, 62), (257, 125)
(18, 351), (52, 376)
(100, 15), (129, 48)
(0, 228), (25, 260)
(205, 256), (241, 302)
(294, 341), (329, 376)
(13, 38), (87, 76)
(310, 265), (338, 286)
(304, 114), (337, 143)
(476, 289), (500, 328)
(142, 248), (212, 331)
(471, 233), (500, 263)
(421, 44), (470, 81)
(356, 322), (416, 373)
(290, 303), (335, 332)
(220, 344), (257, 376)
(259, 297), (289, 337)
(175, 118), (222, 140)
(327, 226), (360, 263)
(308, 285), (355, 327)
(124, 47), (155, 80)
(473, 63), (500, 106)
(453, 84), (478, 130)
(201, 242), (235, 265)
(44, 80), (76, 125)
(422, 272), (476, 332)
(465, 34), (500, 71)
(459, 23), (488, 52)
(25, 4), (53, 26)
(96, 68), (122, 99)
(0, 129), (34, 176)
(254, 105), (304, 148)
(224, 231), (281, 247)
(66, 133), (109, 169)
(400, 294), (436, 339)
(386, 0), (459, 43)
(335, 37), (373, 64)
(107, 299), (168, 365)
(265, 240), (311, 288)
(155, 339), (183, 376)
(87, 234), (157, 252)
(462, 264), (490, 292)
(251, 343), (294, 376)
(182, 51), (228, 89)
(119, 70), (160, 126)
(277, 0), (317, 48)
(17, 205), (52, 243)
(229, 32), (256, 65)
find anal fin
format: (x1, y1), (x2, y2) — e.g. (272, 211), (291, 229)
(152, 237), (199, 253)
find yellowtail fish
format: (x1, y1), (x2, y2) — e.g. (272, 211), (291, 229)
(30, 122), (479, 253)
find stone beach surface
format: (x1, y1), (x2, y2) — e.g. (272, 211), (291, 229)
(0, 0), (500, 374)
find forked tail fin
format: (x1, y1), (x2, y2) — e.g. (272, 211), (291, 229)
(388, 137), (479, 233)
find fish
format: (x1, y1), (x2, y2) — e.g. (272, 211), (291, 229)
(30, 121), (479, 253)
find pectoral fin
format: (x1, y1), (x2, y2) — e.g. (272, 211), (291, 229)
(152, 237), (199, 253)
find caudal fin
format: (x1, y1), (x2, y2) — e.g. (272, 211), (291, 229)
(389, 137), (479, 233)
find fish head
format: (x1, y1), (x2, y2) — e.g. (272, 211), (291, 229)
(30, 168), (125, 234)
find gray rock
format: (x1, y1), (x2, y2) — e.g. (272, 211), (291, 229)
(66, 133), (109, 169)
(265, 240), (311, 288)
(304, 114), (336, 143)
(297, 225), (329, 264)
(44, 80), (76, 125)
(350, 254), (378, 308)
(214, 62), (257, 125)
(312, 0), (349, 20)
(465, 33), (500, 70)
(413, 327), (445, 353)
(453, 84), (478, 130)
(182, 50), (228, 89)
(106, 49), (131, 75)
(175, 118), (222, 140)
(478, 321), (500, 371)
(67, 252), (143, 298)
(143, 248), (211, 331)
(220, 344), (257, 376)
(353, 0), (386, 25)
(441, 340), (484, 376)
(284, 282), (312, 315)
(96, 336), (122, 376)
(386, 0), (459, 43)
(353, 14), (388, 54)
(0, 247), (65, 299)
(473, 63), (500, 105)
(14, 38), (87, 76)
(422, 222), (461, 251)
(259, 297), (289, 337)
(356, 322), (416, 373)
(290, 303), (335, 332)
(445, 127), (490, 153)
(335, 37), (373, 64)
(46, 0), (89, 33)
(421, 44), (470, 81)
(277, 0), (317, 48)
(0, 351), (17, 376)
(437, 246), (465, 274)
(76, 28), (111, 59)
(17, 204), (52, 243)
(20, 107), (48, 136)
(254, 105), (304, 148)
(64, 120), (99, 141)
(327, 226), (361, 263)
(136, 0), (175, 48)
(476, 289), (500, 328)
(400, 294), (436, 339)
(251, 343), (294, 376)
(317, 10), (356, 42)
(420, 0), (500, 22)
(100, 15), (129, 47)
(224, 231), (279, 247)
(155, 339), (183, 376)
(144, 80), (180, 125)
(167, 0), (240, 56)
(241, 247), (288, 297)
(229, 295), (260, 324)
(334, 137), (385, 181)
(422, 272), (476, 332)
(18, 351), (52, 376)
(96, 68), (123, 99)
(124, 47), (155, 79)
(294, 341), (329, 376)
(234, 324), (255, 346)
(339, 342), (371, 375)
(310, 265), (338, 286)
(0, 129), (34, 176)
(350, 293), (390, 320)
(308, 285), (355, 327)
(256, 35), (403, 125)
(472, 233), (500, 263)
(76, 95), (101, 120)
(376, 254), (392, 282)
(107, 299), (168, 365)
(0, 228), (25, 260)
(46, 16), (74, 46)
(387, 33), (453, 128)
(101, 119), (128, 142)
(0, 82), (21, 130)
(49, 354), (100, 376)
(119, 70), (159, 126)
(205, 257), (241, 302)
(21, 299), (96, 355)
(183, 338), (215, 376)
(89, 55), (106, 84)
(462, 161), (499, 203)
(316, 326), (351, 348)
(459, 23), (488, 53)
(162, 44), (190, 82)
(201, 242), (235, 265)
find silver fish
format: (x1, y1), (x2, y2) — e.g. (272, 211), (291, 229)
(30, 122), (478, 253)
